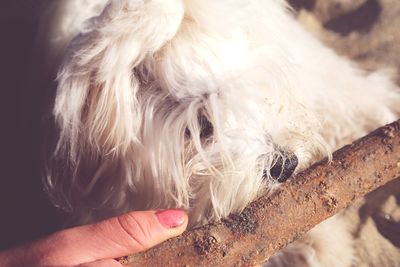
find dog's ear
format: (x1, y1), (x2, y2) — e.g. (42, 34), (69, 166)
(53, 0), (185, 158)
(46, 1), (185, 215)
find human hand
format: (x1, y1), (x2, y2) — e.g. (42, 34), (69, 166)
(0, 209), (188, 267)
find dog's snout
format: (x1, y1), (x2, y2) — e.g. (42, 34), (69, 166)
(269, 151), (298, 183)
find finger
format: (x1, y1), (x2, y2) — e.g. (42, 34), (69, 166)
(1, 209), (187, 267)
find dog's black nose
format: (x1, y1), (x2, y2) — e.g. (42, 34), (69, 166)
(268, 151), (298, 183)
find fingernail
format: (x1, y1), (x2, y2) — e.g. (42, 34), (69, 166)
(156, 209), (186, 228)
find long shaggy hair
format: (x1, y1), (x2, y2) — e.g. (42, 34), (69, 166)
(42, 0), (399, 265)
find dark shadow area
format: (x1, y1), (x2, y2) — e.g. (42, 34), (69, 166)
(324, 0), (381, 36)
(287, 0), (316, 11)
(372, 214), (400, 247)
(355, 178), (400, 247)
(0, 1), (62, 250)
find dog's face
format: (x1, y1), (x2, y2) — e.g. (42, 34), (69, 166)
(46, 0), (329, 226)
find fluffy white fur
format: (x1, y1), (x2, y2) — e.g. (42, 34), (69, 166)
(41, 0), (400, 266)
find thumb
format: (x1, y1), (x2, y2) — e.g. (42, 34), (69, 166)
(0, 209), (188, 267)
(70, 209), (188, 264)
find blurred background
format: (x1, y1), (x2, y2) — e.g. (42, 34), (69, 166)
(0, 0), (62, 250)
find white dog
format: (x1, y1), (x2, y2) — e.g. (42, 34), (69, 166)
(41, 0), (400, 266)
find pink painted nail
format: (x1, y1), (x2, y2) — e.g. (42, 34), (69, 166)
(156, 209), (186, 228)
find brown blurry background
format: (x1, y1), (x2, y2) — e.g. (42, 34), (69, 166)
(0, 0), (62, 250)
